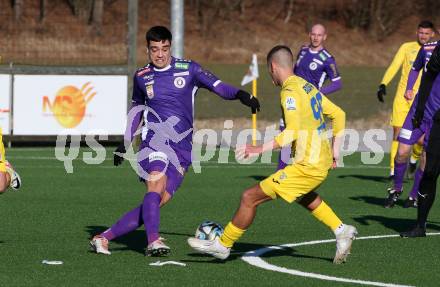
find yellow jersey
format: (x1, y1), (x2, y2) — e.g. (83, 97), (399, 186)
(274, 75), (345, 173)
(381, 41), (421, 93)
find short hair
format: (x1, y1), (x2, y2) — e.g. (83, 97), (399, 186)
(146, 26), (172, 46)
(267, 45), (294, 68)
(418, 20), (435, 30)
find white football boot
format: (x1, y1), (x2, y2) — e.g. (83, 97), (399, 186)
(146, 238), (170, 256)
(90, 235), (111, 255)
(5, 161), (21, 190)
(334, 225), (358, 264)
(187, 237), (230, 260)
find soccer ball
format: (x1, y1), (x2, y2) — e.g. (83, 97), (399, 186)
(195, 220), (224, 241)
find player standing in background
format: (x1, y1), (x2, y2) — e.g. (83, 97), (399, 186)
(188, 45), (357, 264)
(278, 23), (342, 169)
(90, 26), (260, 256)
(386, 39), (437, 208)
(0, 127), (22, 193)
(377, 21), (435, 180)
(400, 42), (440, 237)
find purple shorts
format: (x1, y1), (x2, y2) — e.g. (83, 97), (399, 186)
(137, 141), (191, 196)
(398, 113), (432, 149)
(398, 99), (425, 145)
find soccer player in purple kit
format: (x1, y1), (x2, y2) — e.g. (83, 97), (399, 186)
(385, 39), (438, 208)
(400, 41), (440, 237)
(278, 23), (342, 169)
(90, 26), (260, 256)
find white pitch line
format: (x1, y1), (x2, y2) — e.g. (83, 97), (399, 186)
(242, 233), (440, 287)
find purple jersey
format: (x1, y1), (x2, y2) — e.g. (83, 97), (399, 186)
(417, 42), (440, 122)
(294, 46), (340, 89)
(132, 57), (238, 157)
(412, 41), (438, 72)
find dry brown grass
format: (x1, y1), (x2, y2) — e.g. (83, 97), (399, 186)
(0, 1), (434, 66)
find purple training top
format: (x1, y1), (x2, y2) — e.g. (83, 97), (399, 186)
(294, 46), (341, 92)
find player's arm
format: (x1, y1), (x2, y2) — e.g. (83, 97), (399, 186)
(321, 95), (345, 164)
(413, 44), (440, 127)
(193, 63), (260, 112)
(320, 58), (342, 95)
(236, 91), (299, 159)
(377, 44), (406, 102)
(114, 75), (145, 166)
(405, 47), (426, 100)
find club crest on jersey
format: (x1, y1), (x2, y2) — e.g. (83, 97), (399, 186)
(319, 53), (327, 61)
(286, 97), (296, 111)
(174, 77), (186, 88)
(146, 85), (154, 99)
(303, 83), (313, 94)
(309, 62), (318, 71)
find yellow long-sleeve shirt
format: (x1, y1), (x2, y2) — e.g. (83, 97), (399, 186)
(274, 75), (345, 171)
(381, 41), (421, 93)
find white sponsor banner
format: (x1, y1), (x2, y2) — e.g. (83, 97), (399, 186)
(0, 75), (11, 135)
(13, 75), (128, 135)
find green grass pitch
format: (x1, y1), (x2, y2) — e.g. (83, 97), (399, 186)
(0, 147), (439, 286)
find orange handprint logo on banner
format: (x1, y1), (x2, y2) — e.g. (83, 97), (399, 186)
(43, 82), (96, 128)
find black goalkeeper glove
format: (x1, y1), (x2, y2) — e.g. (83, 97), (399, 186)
(377, 84), (386, 103)
(114, 142), (126, 166)
(236, 90), (260, 113)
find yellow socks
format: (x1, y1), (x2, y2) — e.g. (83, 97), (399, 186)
(411, 143), (423, 163)
(390, 140), (399, 175)
(311, 201), (343, 232)
(220, 222), (246, 248)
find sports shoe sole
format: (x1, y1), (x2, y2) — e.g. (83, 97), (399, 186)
(146, 247), (170, 257)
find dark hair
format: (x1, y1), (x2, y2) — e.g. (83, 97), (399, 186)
(418, 20), (435, 30)
(267, 45), (293, 64)
(146, 26), (172, 46)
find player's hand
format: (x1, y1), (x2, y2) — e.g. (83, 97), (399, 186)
(114, 142), (126, 166)
(235, 144), (262, 161)
(377, 84), (386, 102)
(236, 90), (260, 113)
(404, 90), (414, 101)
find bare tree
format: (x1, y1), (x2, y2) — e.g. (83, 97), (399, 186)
(13, 0), (23, 22)
(39, 0), (47, 23)
(90, 0), (104, 35)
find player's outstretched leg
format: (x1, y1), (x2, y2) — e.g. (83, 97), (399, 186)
(298, 192), (358, 264)
(188, 184), (272, 260)
(91, 204), (144, 255)
(0, 161), (22, 192)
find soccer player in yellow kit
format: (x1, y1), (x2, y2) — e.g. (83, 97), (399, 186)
(0, 127), (22, 193)
(188, 45), (357, 264)
(377, 21), (435, 178)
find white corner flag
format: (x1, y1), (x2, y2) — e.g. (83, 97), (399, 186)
(241, 54), (259, 86)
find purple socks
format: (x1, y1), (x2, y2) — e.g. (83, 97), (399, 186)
(409, 168), (423, 199)
(101, 192), (162, 245)
(102, 205), (143, 241)
(142, 192), (161, 244)
(393, 162), (407, 191)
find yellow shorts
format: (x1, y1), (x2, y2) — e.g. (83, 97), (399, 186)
(0, 129), (5, 173)
(390, 86), (414, 127)
(260, 164), (328, 203)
